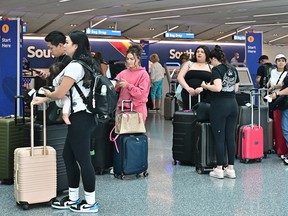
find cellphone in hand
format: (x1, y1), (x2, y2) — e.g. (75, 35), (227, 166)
(114, 78), (120, 82)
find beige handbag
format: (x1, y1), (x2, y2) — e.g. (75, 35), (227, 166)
(115, 100), (146, 134)
(109, 100), (146, 153)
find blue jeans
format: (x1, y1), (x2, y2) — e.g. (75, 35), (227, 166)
(282, 109), (288, 147)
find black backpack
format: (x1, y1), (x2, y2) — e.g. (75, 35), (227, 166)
(74, 60), (118, 118)
(263, 63), (275, 87)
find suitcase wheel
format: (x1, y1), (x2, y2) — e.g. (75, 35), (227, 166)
(114, 174), (125, 180)
(18, 201), (29, 210)
(143, 171), (149, 177)
(172, 160), (177, 165)
(196, 167), (204, 174)
(240, 158), (250, 163)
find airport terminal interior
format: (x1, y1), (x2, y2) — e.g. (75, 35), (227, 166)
(2, 1), (288, 215)
(1, 111), (288, 216)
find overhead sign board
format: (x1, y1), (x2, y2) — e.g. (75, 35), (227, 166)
(86, 28), (121, 36)
(164, 32), (195, 39)
(232, 35), (245, 41)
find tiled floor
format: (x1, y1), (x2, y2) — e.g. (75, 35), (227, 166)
(1, 112), (288, 215)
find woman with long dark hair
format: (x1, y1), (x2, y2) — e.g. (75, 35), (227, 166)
(201, 45), (239, 179)
(114, 44), (150, 122)
(32, 31), (100, 213)
(177, 45), (212, 109)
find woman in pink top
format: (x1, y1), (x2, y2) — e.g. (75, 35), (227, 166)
(115, 44), (151, 121)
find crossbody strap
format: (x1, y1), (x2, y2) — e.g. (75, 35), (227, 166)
(276, 70), (286, 85)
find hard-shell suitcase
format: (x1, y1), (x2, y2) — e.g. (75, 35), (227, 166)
(0, 96), (27, 183)
(113, 134), (148, 179)
(172, 95), (200, 165)
(90, 118), (114, 174)
(237, 105), (273, 156)
(172, 110), (197, 165)
(273, 110), (287, 156)
(164, 92), (177, 120)
(237, 90), (264, 163)
(235, 92), (250, 106)
(24, 123), (68, 192)
(194, 122), (217, 174)
(14, 103), (56, 210)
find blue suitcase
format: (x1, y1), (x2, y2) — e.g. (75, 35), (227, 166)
(113, 134), (148, 179)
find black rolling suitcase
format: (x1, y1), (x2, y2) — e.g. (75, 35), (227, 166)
(90, 118), (114, 175)
(172, 95), (199, 165)
(113, 134), (148, 179)
(25, 123), (68, 193)
(194, 122), (217, 174)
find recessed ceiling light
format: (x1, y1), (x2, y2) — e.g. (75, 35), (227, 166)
(64, 8), (95, 15)
(225, 20), (256, 25)
(150, 15), (181, 20)
(110, 0), (261, 18)
(254, 12), (288, 18)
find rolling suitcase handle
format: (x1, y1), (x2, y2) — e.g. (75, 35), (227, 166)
(30, 102), (47, 156)
(185, 94), (201, 111)
(250, 89), (261, 129)
(259, 88), (270, 121)
(121, 100), (133, 112)
(14, 96), (26, 126)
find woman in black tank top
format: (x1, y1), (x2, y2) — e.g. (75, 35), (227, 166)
(177, 45), (212, 109)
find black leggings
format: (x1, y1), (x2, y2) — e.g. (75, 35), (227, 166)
(63, 111), (96, 192)
(210, 97), (238, 166)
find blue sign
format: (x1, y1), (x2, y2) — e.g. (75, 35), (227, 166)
(164, 32), (195, 39)
(0, 18), (23, 116)
(23, 37), (245, 72)
(232, 35), (245, 41)
(245, 32), (263, 85)
(86, 28), (121, 36)
(140, 40), (149, 72)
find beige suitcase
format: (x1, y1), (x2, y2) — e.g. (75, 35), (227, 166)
(14, 103), (56, 210)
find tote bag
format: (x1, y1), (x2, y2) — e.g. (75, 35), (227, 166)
(115, 111), (146, 134)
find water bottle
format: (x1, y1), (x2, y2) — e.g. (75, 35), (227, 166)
(100, 85), (107, 96)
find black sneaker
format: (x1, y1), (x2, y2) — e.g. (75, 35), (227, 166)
(51, 196), (81, 209)
(70, 200), (99, 213)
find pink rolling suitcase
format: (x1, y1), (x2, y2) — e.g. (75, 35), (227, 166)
(14, 103), (56, 210)
(238, 89), (264, 163)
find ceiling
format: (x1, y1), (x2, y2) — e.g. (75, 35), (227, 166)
(2, 0), (288, 45)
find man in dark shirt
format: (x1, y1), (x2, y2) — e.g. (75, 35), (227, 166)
(255, 55), (274, 105)
(38, 31), (71, 82)
(255, 55), (274, 88)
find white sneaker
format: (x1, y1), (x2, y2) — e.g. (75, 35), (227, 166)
(283, 158), (288, 165)
(209, 168), (224, 179)
(224, 168), (236, 179)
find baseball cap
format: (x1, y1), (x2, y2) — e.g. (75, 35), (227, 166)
(275, 54), (287, 61)
(258, 55), (269, 63)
